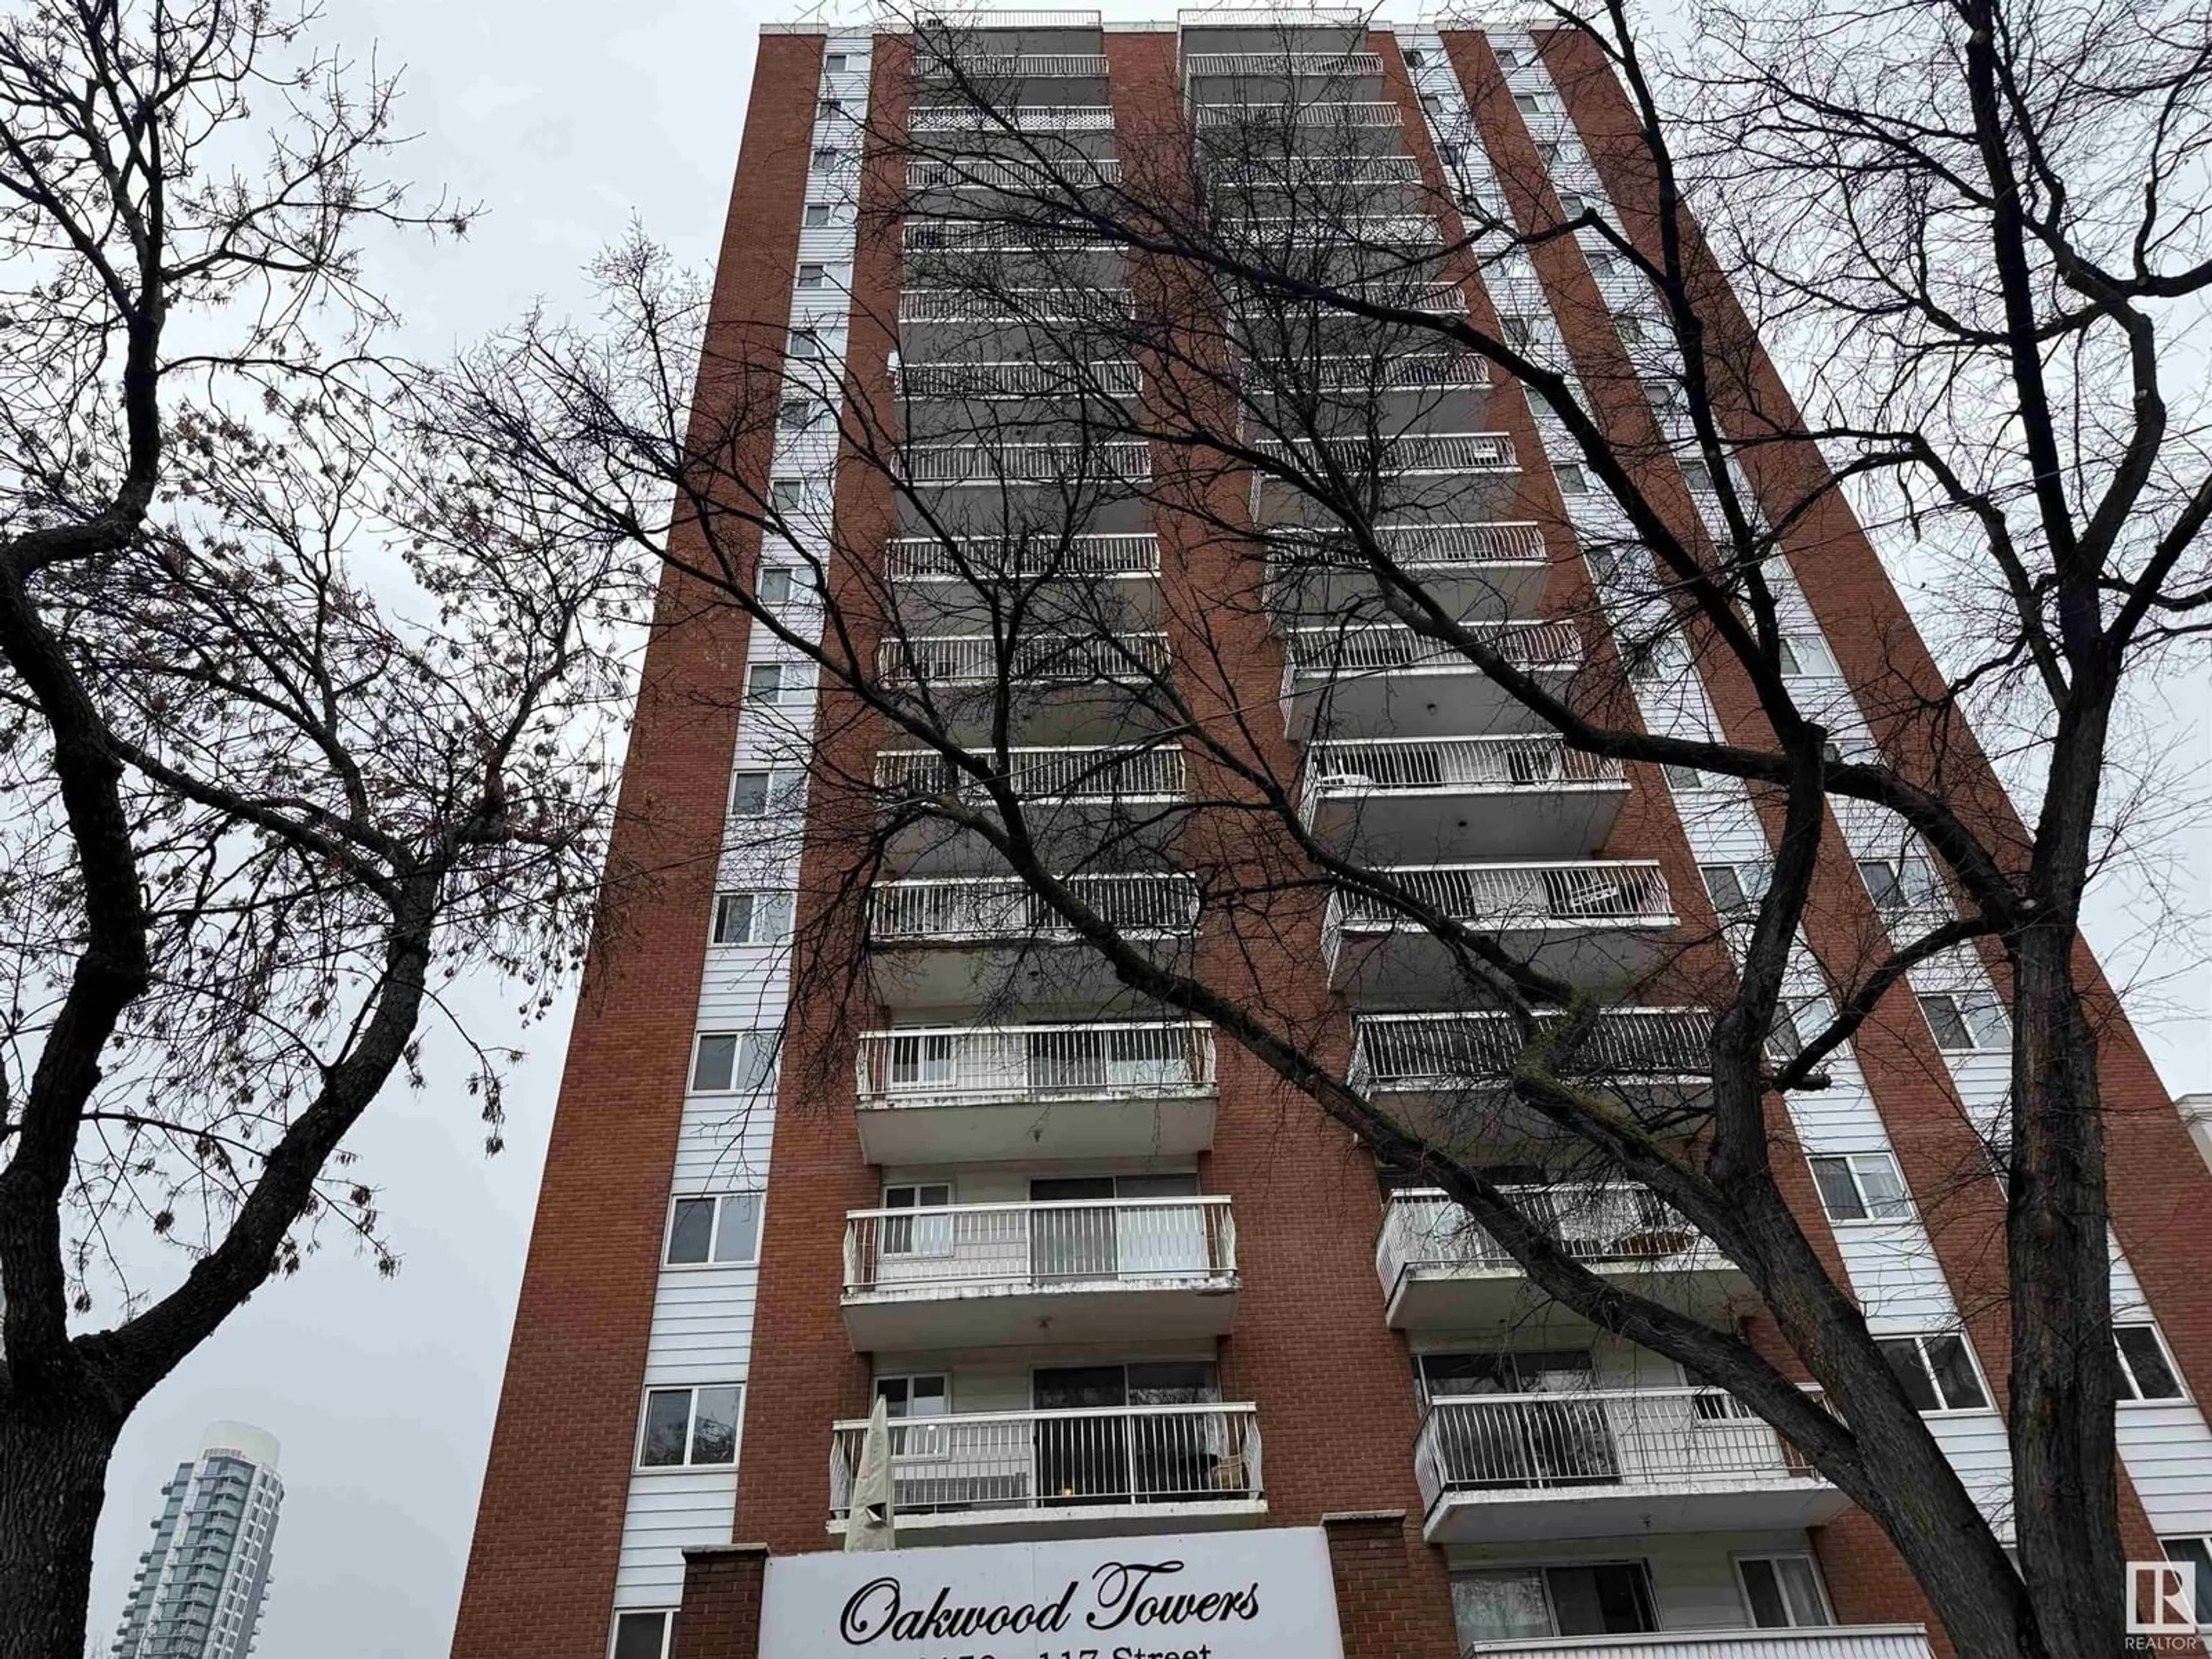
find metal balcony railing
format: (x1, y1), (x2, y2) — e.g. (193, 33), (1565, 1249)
(1328, 861), (1672, 934)
(869, 872), (1200, 942)
(910, 104), (1116, 131)
(1299, 735), (1623, 816)
(1194, 101), (1402, 128)
(1414, 1387), (1822, 1510)
(1231, 279), (1469, 324)
(899, 439), (1152, 485)
(1377, 1184), (1715, 1285)
(893, 358), (1142, 399)
(919, 52), (1112, 78)
(911, 10), (1107, 33)
(1251, 430), (1515, 478)
(1349, 1008), (1717, 1092)
(1183, 51), (1382, 77)
(887, 531), (1159, 581)
(874, 743), (1185, 802)
(907, 156), (1123, 191)
(874, 630), (1169, 687)
(1211, 155), (1422, 190)
(1454, 1632), (1934, 1659)
(1220, 213), (1444, 251)
(829, 1403), (1261, 1518)
(1264, 520), (1542, 591)
(1281, 618), (1582, 679)
(903, 219), (1119, 255)
(1272, 352), (1491, 394)
(844, 1195), (1236, 1295)
(899, 286), (1134, 323)
(854, 1019), (1217, 1109)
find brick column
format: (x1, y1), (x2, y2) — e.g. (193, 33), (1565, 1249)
(1323, 1511), (1461, 1659)
(673, 1545), (769, 1659)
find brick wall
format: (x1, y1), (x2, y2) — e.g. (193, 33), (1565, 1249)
(673, 1546), (767, 1659)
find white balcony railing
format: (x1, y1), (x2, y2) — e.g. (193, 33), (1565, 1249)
(910, 104), (1115, 132)
(1327, 861), (1672, 938)
(854, 1019), (1217, 1109)
(907, 156), (1122, 191)
(1349, 1008), (1716, 1092)
(919, 52), (1111, 78)
(1378, 1185), (1717, 1285)
(900, 439), (1152, 486)
(1282, 618), (1582, 680)
(830, 1403), (1262, 1518)
(875, 630), (1169, 687)
(1221, 214), (1444, 252)
(1461, 1632), (1934, 1659)
(1183, 51), (1382, 78)
(1212, 155), (1422, 190)
(869, 872), (1200, 942)
(1301, 735), (1622, 815)
(874, 743), (1185, 803)
(1414, 1387), (1823, 1510)
(1264, 521), (1544, 604)
(844, 1195), (1236, 1295)
(899, 286), (1134, 323)
(893, 358), (1142, 399)
(887, 531), (1159, 582)
(1194, 100), (1402, 128)
(1252, 430), (1516, 477)
(1233, 279), (1468, 320)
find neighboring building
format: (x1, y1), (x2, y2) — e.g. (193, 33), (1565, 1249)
(111, 1422), (282, 1659)
(452, 13), (2212, 1659)
(2182, 1093), (2212, 1174)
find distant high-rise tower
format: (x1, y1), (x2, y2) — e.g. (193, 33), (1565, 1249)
(110, 1422), (283, 1659)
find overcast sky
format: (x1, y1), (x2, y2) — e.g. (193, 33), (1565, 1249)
(81, 4), (2210, 1657)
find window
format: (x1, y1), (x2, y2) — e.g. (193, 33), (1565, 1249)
(730, 769), (802, 816)
(1553, 462), (1589, 496)
(759, 565), (817, 607)
(637, 1384), (742, 1467)
(824, 52), (847, 73)
(1494, 47), (1522, 68)
(1699, 861), (1768, 921)
(819, 97), (844, 119)
(747, 662), (807, 704)
(2116, 1324), (2186, 1402)
(712, 891), (794, 946)
(1585, 248), (1619, 275)
(812, 146), (841, 170)
(1858, 855), (1944, 915)
(804, 203), (832, 228)
(666, 1192), (765, 1266)
(1438, 140), (1464, 168)
(1535, 140), (1562, 167)
(1615, 315), (1653, 346)
(1499, 313), (1536, 350)
(778, 396), (828, 431)
(1680, 459), (1716, 493)
(1738, 1555), (1832, 1628)
(1418, 1347), (1595, 1401)
(1809, 1152), (1912, 1222)
(1514, 92), (1551, 115)
(875, 1373), (949, 1416)
(881, 1182), (953, 1255)
(796, 263), (828, 289)
(690, 1031), (775, 1094)
(1775, 634), (1839, 677)
(788, 328), (823, 361)
(1917, 990), (2011, 1054)
(1558, 191), (1588, 218)
(1421, 94), (1446, 120)
(770, 479), (808, 513)
(2162, 1538), (2212, 1626)
(1403, 47), (1426, 67)
(1452, 1563), (1656, 1643)
(1877, 1333), (1990, 1412)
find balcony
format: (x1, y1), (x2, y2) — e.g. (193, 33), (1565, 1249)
(1464, 1628), (1934, 1659)
(1376, 1186), (1749, 1330)
(1299, 735), (1628, 862)
(842, 1195), (1237, 1347)
(896, 285), (1132, 351)
(866, 871), (1199, 1012)
(1415, 1387), (1844, 1541)
(1251, 431), (1516, 525)
(899, 438), (1151, 488)
(892, 356), (1141, 401)
(910, 104), (1115, 132)
(906, 155), (1122, 194)
(853, 1018), (1217, 1162)
(1264, 521), (1546, 625)
(886, 531), (1160, 628)
(918, 51), (1111, 80)
(1323, 861), (1676, 997)
(1350, 1008), (1713, 1148)
(1279, 619), (1582, 740)
(873, 743), (1185, 870)
(828, 1402), (1264, 1543)
(1193, 99), (1401, 131)
(875, 629), (1169, 743)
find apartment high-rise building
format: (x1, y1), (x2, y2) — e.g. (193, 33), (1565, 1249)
(110, 1422), (283, 1659)
(452, 12), (2212, 1659)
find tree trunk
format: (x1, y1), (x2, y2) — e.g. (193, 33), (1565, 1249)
(2008, 916), (2124, 1656)
(0, 1391), (121, 1659)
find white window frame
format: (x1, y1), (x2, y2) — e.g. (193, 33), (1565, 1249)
(664, 1191), (766, 1268)
(1877, 1331), (1993, 1414)
(758, 564), (820, 608)
(1699, 859), (1771, 922)
(1808, 1151), (1914, 1224)
(689, 1031), (772, 1096)
(711, 890), (794, 947)
(608, 1610), (674, 1659)
(730, 767), (802, 818)
(1775, 633), (1840, 678)
(1917, 989), (2012, 1054)
(880, 1181), (955, 1257)
(796, 262), (828, 289)
(634, 1382), (745, 1470)
(1733, 1552), (1834, 1628)
(2116, 1321), (2189, 1403)
(1450, 1559), (1658, 1642)
(1552, 461), (1589, 496)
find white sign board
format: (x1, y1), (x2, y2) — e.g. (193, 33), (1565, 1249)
(757, 1527), (1346, 1659)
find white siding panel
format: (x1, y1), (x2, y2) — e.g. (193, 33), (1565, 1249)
(2118, 1404), (2212, 1535)
(640, 1268), (759, 1387)
(613, 1469), (740, 1608)
(1923, 1413), (2014, 1539)
(1836, 1223), (1960, 1328)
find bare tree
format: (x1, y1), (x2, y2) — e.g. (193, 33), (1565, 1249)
(0, 6), (642, 1656)
(449, 6), (2209, 1657)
